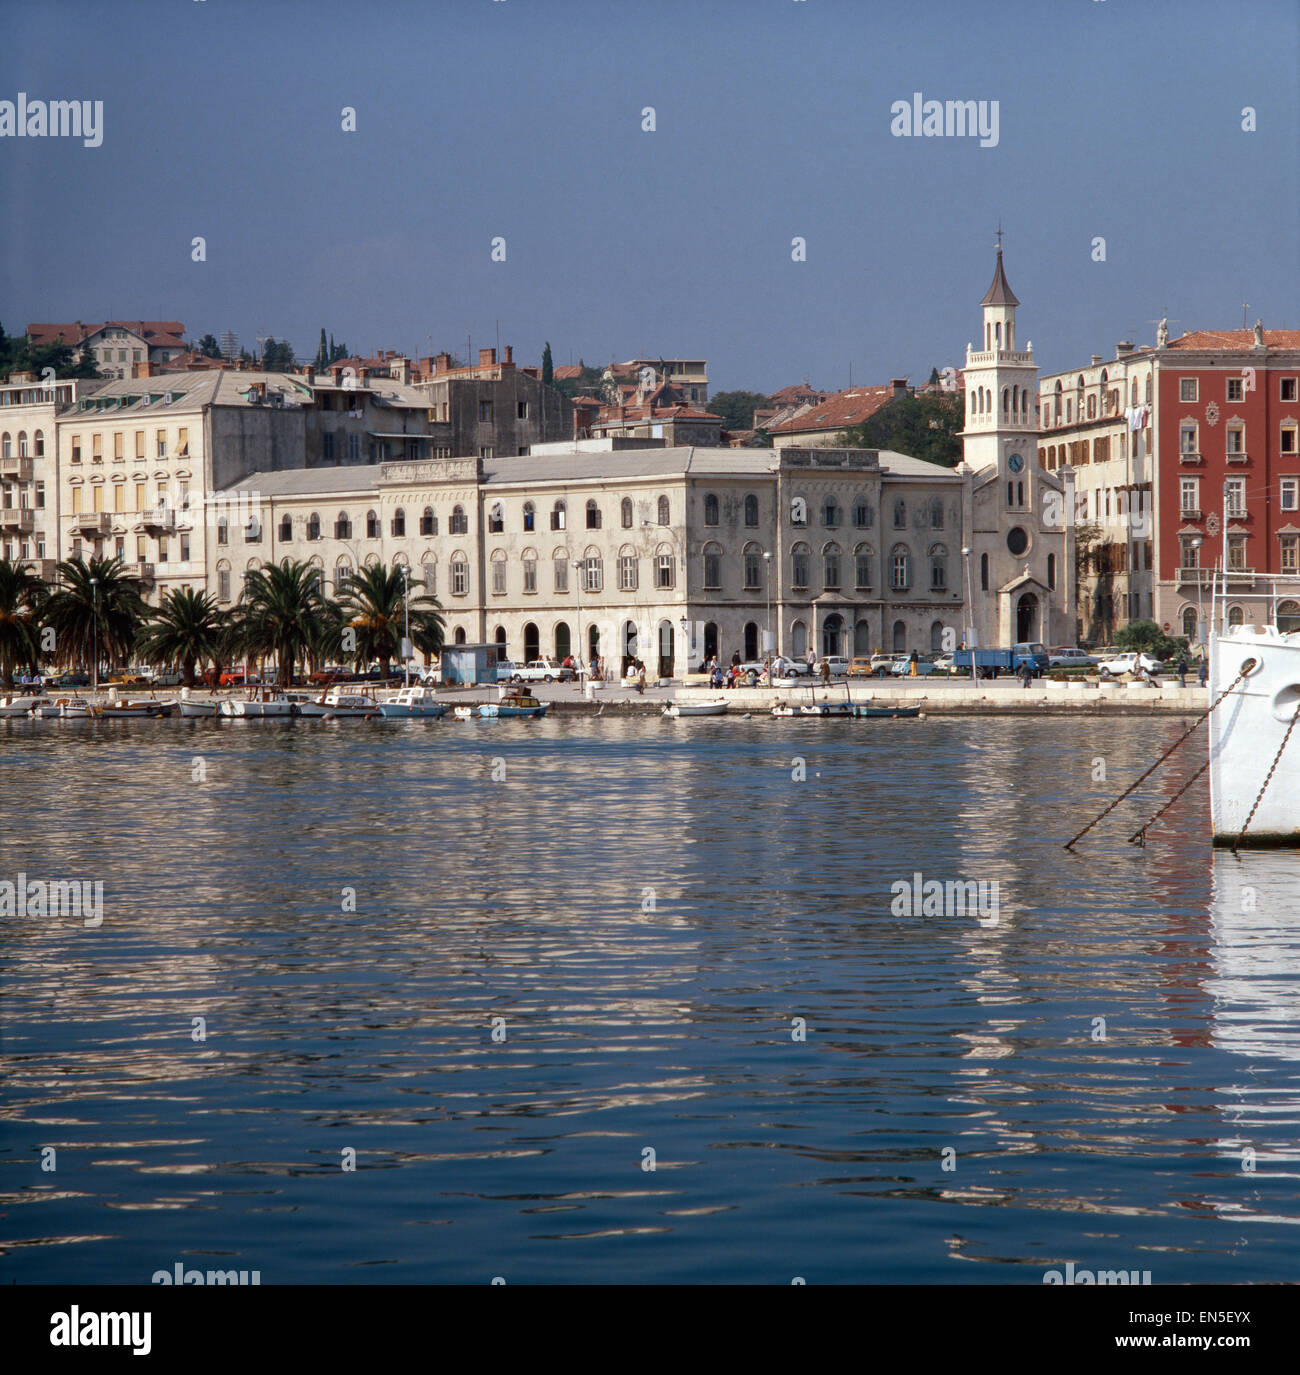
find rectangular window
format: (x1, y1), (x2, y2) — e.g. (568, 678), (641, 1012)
(855, 553), (871, 589)
(322, 432), (335, 460)
(177, 427), (188, 455)
(891, 551), (910, 590)
(158, 536), (169, 562)
(1283, 536), (1299, 574)
(585, 557), (603, 592)
(135, 430), (145, 459)
(523, 558), (537, 593)
(71, 436), (81, 463)
(1179, 478), (1198, 514)
(1281, 378), (1297, 403)
(492, 560), (506, 594)
(92, 485), (102, 512)
(1227, 534), (1247, 571)
(1225, 478), (1245, 517)
(1180, 378), (1198, 402)
(703, 552), (720, 588)
(348, 433), (360, 461)
(1281, 478), (1298, 511)
(1180, 536), (1200, 569)
(113, 432), (123, 460)
(135, 482), (146, 509)
(1281, 424), (1297, 455)
(517, 401), (528, 420)
(656, 554), (673, 589)
(619, 555), (637, 591)
(479, 400), (493, 423)
(71, 487), (81, 514)
(1226, 377), (1244, 402)
(113, 484), (123, 512)
(35, 480), (45, 509)
(91, 434), (102, 460)
(1179, 424), (1198, 455)
(452, 561), (468, 596)
(156, 430), (167, 458)
(218, 569), (231, 601)
(554, 557), (568, 593)
(1226, 425), (1245, 455)
(180, 534), (191, 562)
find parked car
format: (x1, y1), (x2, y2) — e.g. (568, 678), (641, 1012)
(1049, 647), (1097, 669)
(1098, 651), (1163, 678)
(495, 659), (520, 683)
(821, 656), (851, 677)
(415, 664), (442, 686)
(512, 657), (575, 683)
(107, 672), (150, 687)
(871, 652), (910, 677)
(147, 670), (183, 687)
(890, 653), (941, 677)
(219, 669), (249, 687)
(849, 656), (875, 677)
(47, 671), (91, 688)
(931, 654), (954, 672)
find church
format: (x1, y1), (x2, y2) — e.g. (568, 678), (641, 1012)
(958, 241), (1076, 648)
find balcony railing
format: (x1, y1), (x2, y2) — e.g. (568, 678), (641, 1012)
(1179, 450), (1202, 464)
(0, 507), (35, 532)
(1226, 450), (1250, 464)
(1179, 507), (1202, 520)
(139, 506), (177, 534)
(1176, 568), (1215, 587)
(73, 511), (112, 536)
(136, 561), (155, 584)
(0, 454), (34, 481)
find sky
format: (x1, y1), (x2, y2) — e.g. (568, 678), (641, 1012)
(2, 0), (1297, 396)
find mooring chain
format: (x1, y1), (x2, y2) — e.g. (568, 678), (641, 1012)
(1063, 666), (1251, 851)
(1129, 761), (1210, 847)
(1232, 698), (1300, 854)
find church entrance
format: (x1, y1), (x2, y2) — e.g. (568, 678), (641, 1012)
(1016, 592), (1039, 643)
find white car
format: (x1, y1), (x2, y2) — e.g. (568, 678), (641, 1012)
(1049, 647), (1097, 669)
(1098, 651), (1162, 677)
(511, 658), (574, 683)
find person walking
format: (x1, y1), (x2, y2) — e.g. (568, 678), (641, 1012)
(636, 662), (647, 695)
(1018, 660), (1033, 690)
(1198, 657), (1208, 688)
(1177, 654), (1188, 687)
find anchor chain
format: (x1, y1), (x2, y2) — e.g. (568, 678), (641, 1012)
(1232, 698), (1300, 854)
(1129, 761), (1209, 846)
(1064, 666), (1250, 851)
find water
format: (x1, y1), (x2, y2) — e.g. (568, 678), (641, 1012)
(2, 713), (1299, 1284)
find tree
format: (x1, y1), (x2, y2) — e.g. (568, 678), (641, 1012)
(332, 564), (444, 678)
(261, 337), (295, 371)
(239, 559), (330, 687)
(44, 556), (146, 674)
(314, 328), (329, 370)
(839, 391), (966, 467)
(135, 587), (227, 687)
(1116, 618), (1188, 663)
(707, 390), (771, 432)
(0, 559), (46, 689)
(541, 341), (554, 387)
(196, 333), (222, 359)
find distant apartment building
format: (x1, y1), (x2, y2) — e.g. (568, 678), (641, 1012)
(27, 321), (187, 380)
(764, 382), (906, 448)
(1040, 322), (1300, 643)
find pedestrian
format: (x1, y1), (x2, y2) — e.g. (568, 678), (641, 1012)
(636, 662), (646, 695)
(819, 656), (831, 683)
(1198, 657), (1208, 687)
(1018, 660), (1032, 690)
(909, 648), (919, 678)
(1177, 654), (1188, 687)
(807, 646), (816, 672)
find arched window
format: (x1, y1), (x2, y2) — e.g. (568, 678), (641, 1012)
(420, 506), (435, 536)
(1002, 387), (1010, 418)
(930, 620), (945, 653)
(334, 511), (351, 539)
(704, 493), (719, 526)
(391, 507), (406, 537)
(743, 543), (763, 590)
(791, 542), (810, 587)
(980, 552), (989, 591)
(893, 498), (906, 529)
(1054, 380), (1062, 422)
(928, 544), (947, 590)
(929, 497), (943, 529)
(279, 514), (292, 542)
(823, 542), (841, 589)
(892, 619), (906, 652)
(583, 546), (604, 591)
(890, 544), (911, 590)
(34, 430), (44, 457)
(1278, 600), (1300, 633)
(451, 504), (468, 535)
(335, 560), (351, 589)
(0, 434), (9, 459)
(657, 494), (670, 526)
(621, 497), (633, 528)
(18, 431), (28, 458)
(700, 542), (720, 589)
(490, 549), (508, 595)
(421, 553), (436, 597)
(551, 499), (566, 531)
(1182, 606), (1198, 639)
(366, 509), (379, 538)
(586, 499), (601, 530)
(306, 512), (321, 541)
(1228, 605), (1244, 627)
(744, 493), (759, 527)
(216, 515), (228, 546)
(854, 543), (873, 589)
(853, 496), (873, 528)
(451, 554), (469, 596)
(791, 620), (808, 659)
(523, 501), (535, 532)
(487, 502), (503, 534)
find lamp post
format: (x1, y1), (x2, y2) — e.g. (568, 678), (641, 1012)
(763, 550), (773, 661)
(401, 563), (412, 687)
(1190, 535), (1204, 647)
(571, 557), (586, 686)
(90, 575), (99, 695)
(679, 616), (689, 681)
(961, 546), (975, 680)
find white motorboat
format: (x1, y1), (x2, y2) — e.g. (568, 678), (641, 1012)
(0, 693), (51, 717)
(32, 699), (64, 718)
(1209, 623), (1300, 844)
(98, 699), (170, 718)
(58, 697), (93, 719)
(178, 697), (220, 718)
(219, 685), (300, 718)
(376, 686), (447, 719)
(452, 705), (475, 720)
(663, 698), (729, 717)
(297, 686), (381, 719)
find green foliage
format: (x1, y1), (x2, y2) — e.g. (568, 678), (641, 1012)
(839, 391), (966, 467)
(239, 559), (330, 687)
(314, 328), (329, 370)
(1115, 618), (1188, 662)
(0, 558), (47, 688)
(541, 341), (553, 387)
(261, 337), (295, 371)
(0, 322), (100, 380)
(135, 587), (226, 687)
(196, 333), (222, 359)
(331, 564), (444, 675)
(707, 390), (771, 431)
(44, 556), (147, 673)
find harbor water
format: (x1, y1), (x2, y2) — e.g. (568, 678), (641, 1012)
(2, 713), (1299, 1283)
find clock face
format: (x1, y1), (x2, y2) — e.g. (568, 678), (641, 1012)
(1008, 453), (1024, 473)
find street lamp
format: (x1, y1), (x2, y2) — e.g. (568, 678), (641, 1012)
(401, 563), (412, 687)
(1190, 535), (1204, 646)
(961, 547), (975, 680)
(571, 557), (586, 685)
(762, 550), (773, 662)
(89, 575), (99, 695)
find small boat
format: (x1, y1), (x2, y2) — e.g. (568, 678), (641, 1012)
(664, 698), (729, 717)
(0, 693), (51, 717)
(178, 697), (220, 718)
(219, 685), (300, 718)
(853, 704), (922, 719)
(479, 688), (547, 719)
(32, 699), (65, 718)
(799, 701), (854, 717)
(376, 686), (446, 719)
(56, 696), (93, 719)
(452, 705), (475, 720)
(99, 699), (169, 718)
(297, 686), (381, 719)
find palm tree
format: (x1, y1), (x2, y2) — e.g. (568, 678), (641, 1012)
(334, 564), (444, 678)
(0, 559), (46, 690)
(239, 559), (329, 687)
(135, 587), (226, 687)
(44, 556), (146, 677)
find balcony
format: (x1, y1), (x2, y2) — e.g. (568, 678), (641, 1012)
(0, 454), (34, 481)
(0, 507), (35, 532)
(136, 561), (156, 585)
(1179, 507), (1202, 521)
(1178, 450), (1202, 464)
(73, 511), (112, 536)
(1226, 450), (1250, 464)
(1176, 568), (1215, 587)
(139, 506), (178, 534)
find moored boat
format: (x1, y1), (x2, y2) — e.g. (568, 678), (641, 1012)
(664, 697), (729, 717)
(376, 686), (446, 718)
(0, 693), (51, 717)
(853, 704), (922, 719)
(99, 699), (169, 718)
(178, 697), (220, 717)
(58, 697), (93, 718)
(479, 688), (547, 718)
(219, 686), (300, 718)
(297, 686), (381, 719)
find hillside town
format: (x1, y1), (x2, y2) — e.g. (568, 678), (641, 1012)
(3, 249), (1298, 680)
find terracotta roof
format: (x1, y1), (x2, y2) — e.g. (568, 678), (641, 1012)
(158, 350), (228, 371)
(767, 385), (898, 434)
(28, 320), (186, 348)
(551, 364), (584, 380)
(1165, 329), (1300, 351)
(768, 383), (827, 405)
(979, 249), (1019, 308)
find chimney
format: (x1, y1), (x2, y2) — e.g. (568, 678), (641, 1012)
(478, 347), (497, 367)
(132, 359), (156, 379)
(357, 367), (370, 387)
(435, 352), (452, 375)
(890, 377), (908, 398)
(394, 357), (411, 385)
(1090, 354), (1103, 366)
(502, 345), (513, 366)
(331, 364), (345, 385)
(1115, 341), (1134, 357)
(304, 366), (315, 386)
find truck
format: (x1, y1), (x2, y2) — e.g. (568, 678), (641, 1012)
(951, 642), (1051, 678)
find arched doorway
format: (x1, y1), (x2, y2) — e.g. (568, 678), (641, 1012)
(854, 619), (871, 655)
(821, 613), (844, 657)
(623, 620), (638, 675)
(791, 620), (807, 660)
(588, 624), (601, 667)
(453, 626), (466, 645)
(930, 619), (945, 652)
(657, 621), (675, 678)
(1016, 592), (1039, 643)
(494, 625), (507, 658)
(892, 619), (906, 652)
(523, 622), (540, 662)
(1181, 606), (1197, 640)
(555, 622), (571, 660)
(744, 621), (759, 660)
(704, 621), (718, 662)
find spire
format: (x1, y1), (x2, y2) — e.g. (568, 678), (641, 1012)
(980, 247), (1019, 308)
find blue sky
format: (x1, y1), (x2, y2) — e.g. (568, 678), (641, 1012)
(2, 0), (1296, 394)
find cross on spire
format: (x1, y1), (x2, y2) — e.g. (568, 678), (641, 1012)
(995, 220), (1004, 253)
